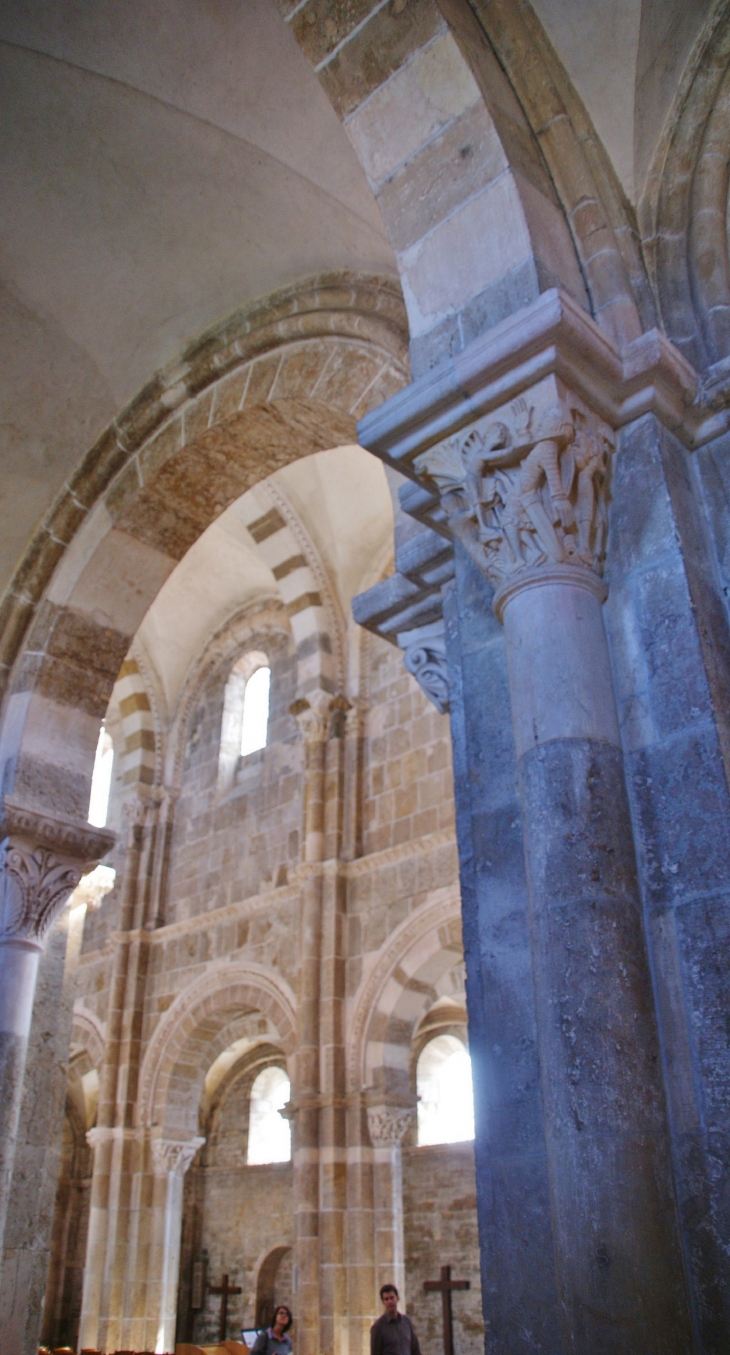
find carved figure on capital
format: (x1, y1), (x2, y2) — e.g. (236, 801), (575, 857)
(367, 1104), (416, 1147)
(415, 390), (613, 590)
(151, 1135), (205, 1176)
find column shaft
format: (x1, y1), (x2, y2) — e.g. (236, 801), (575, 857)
(292, 701), (329, 1355)
(503, 574), (690, 1348)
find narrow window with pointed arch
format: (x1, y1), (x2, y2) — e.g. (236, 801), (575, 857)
(88, 722), (114, 828)
(247, 1065), (291, 1164)
(416, 1034), (475, 1146)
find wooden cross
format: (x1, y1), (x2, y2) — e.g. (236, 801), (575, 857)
(424, 1264), (470, 1355)
(209, 1272), (242, 1343)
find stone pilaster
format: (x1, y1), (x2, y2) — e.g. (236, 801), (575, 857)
(78, 794), (157, 1352)
(0, 801), (114, 1257)
(366, 1105), (416, 1305)
(150, 1137), (205, 1354)
(290, 694), (332, 1355)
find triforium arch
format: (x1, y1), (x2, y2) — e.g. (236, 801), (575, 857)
(279, 0), (654, 363)
(0, 272), (408, 839)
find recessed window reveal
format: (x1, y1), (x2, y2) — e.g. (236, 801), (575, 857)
(247, 1065), (291, 1164)
(241, 665), (271, 755)
(88, 723), (114, 828)
(417, 1034), (475, 1146)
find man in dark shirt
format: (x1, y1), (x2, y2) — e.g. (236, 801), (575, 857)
(371, 1284), (422, 1355)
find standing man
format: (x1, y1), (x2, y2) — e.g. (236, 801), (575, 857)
(371, 1285), (422, 1355)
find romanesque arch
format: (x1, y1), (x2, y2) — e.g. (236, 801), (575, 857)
(0, 273), (408, 836)
(640, 0), (730, 373)
(347, 883), (463, 1098)
(70, 1004), (106, 1072)
(138, 959), (298, 1138)
(279, 0), (652, 357)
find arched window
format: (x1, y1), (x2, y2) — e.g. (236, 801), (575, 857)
(88, 723), (113, 828)
(218, 651), (271, 791)
(247, 1065), (291, 1165)
(416, 1034), (475, 1146)
(241, 664), (271, 755)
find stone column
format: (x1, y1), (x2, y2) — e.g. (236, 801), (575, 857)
(415, 381), (692, 1350)
(366, 1105), (415, 1305)
(78, 795), (155, 1351)
(290, 695), (331, 1355)
(149, 1137), (205, 1353)
(0, 803), (113, 1255)
(319, 700), (349, 1355)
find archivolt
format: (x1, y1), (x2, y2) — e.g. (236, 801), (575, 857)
(137, 958), (297, 1134)
(0, 273), (407, 833)
(640, 0), (730, 371)
(70, 1002), (106, 1070)
(347, 884), (463, 1097)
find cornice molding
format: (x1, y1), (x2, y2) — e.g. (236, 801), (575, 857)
(75, 829), (458, 962)
(357, 288), (724, 465)
(0, 800), (116, 864)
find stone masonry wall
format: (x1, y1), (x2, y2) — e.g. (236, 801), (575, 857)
(182, 1063), (294, 1345)
(167, 632), (302, 926)
(362, 637), (454, 857)
(403, 1144), (483, 1355)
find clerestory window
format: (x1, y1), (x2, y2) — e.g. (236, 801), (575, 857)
(218, 650), (271, 792)
(241, 664), (271, 755)
(247, 1065), (291, 1164)
(416, 1033), (475, 1146)
(88, 722), (114, 828)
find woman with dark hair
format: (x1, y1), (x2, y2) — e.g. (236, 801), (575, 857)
(250, 1304), (294, 1355)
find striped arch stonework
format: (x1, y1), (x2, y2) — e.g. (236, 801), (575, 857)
(237, 482), (344, 699)
(114, 656), (157, 788)
(347, 885), (463, 1100)
(0, 274), (408, 836)
(279, 0), (650, 369)
(138, 960), (298, 1137)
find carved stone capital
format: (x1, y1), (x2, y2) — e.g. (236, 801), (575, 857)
(151, 1136), (205, 1176)
(399, 620), (449, 713)
(290, 693), (333, 744)
(71, 863), (116, 913)
(0, 803), (115, 946)
(415, 379), (614, 610)
(367, 1104), (416, 1147)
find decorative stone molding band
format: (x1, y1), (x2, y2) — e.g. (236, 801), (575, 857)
(358, 287), (722, 468)
(0, 801), (116, 864)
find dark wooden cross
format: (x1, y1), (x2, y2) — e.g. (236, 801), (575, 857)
(424, 1264), (470, 1355)
(209, 1272), (242, 1343)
